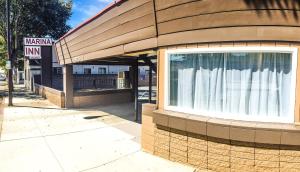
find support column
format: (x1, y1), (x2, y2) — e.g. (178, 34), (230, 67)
(133, 59), (139, 122)
(41, 46), (53, 87)
(63, 65), (73, 108)
(149, 65), (152, 103)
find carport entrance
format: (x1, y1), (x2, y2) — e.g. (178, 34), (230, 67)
(62, 51), (157, 123)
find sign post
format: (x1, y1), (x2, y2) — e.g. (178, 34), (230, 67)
(6, 0), (13, 106)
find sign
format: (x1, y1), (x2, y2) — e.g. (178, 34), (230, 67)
(5, 61), (11, 69)
(24, 46), (41, 59)
(24, 37), (52, 46)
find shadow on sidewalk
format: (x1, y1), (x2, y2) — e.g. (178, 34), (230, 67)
(12, 105), (63, 110)
(0, 85), (44, 101)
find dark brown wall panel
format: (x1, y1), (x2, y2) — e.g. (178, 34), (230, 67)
(124, 37), (158, 53)
(84, 45), (125, 61)
(158, 26), (300, 46)
(155, 0), (195, 11)
(158, 10), (300, 35)
(155, 0), (300, 48)
(156, 0), (300, 23)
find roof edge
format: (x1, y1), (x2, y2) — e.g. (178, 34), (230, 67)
(57, 0), (126, 42)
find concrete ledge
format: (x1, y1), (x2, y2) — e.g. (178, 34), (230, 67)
(74, 88), (132, 96)
(153, 109), (300, 146)
(73, 89), (133, 108)
(34, 84), (65, 108)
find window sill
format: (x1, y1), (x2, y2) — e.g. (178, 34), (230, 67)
(153, 109), (300, 146)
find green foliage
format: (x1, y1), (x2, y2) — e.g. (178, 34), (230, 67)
(0, 0), (72, 69)
(0, 36), (7, 72)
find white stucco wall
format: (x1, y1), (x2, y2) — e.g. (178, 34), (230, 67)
(72, 65), (129, 75)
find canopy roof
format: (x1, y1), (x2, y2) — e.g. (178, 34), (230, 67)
(55, 0), (300, 65)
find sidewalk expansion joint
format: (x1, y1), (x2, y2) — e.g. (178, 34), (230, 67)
(79, 150), (140, 172)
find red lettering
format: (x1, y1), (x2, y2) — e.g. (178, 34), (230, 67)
(29, 48), (34, 55)
(25, 39), (31, 45)
(25, 38), (53, 45)
(34, 48), (39, 55)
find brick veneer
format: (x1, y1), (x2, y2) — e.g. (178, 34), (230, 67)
(141, 103), (156, 154)
(73, 89), (133, 108)
(141, 104), (300, 172)
(34, 84), (65, 108)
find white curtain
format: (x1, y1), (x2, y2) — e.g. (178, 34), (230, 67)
(177, 68), (194, 108)
(171, 52), (292, 118)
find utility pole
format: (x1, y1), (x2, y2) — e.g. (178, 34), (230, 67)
(6, 0), (13, 106)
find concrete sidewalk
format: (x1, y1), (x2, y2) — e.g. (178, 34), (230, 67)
(0, 87), (195, 172)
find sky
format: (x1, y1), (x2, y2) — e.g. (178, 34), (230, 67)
(68, 0), (113, 28)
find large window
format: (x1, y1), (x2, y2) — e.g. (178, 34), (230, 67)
(165, 47), (298, 123)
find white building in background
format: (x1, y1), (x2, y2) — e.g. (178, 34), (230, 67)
(72, 65), (129, 75)
(52, 47), (129, 75)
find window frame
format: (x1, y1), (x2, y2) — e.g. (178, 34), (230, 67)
(164, 46), (298, 123)
(98, 67), (107, 74)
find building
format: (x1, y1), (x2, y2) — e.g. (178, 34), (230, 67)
(54, 0), (300, 171)
(25, 45), (131, 90)
(53, 48), (130, 75)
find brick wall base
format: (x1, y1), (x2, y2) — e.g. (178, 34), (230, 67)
(34, 84), (65, 108)
(141, 104), (300, 172)
(73, 89), (133, 108)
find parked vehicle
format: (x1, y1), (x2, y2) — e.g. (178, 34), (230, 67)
(0, 73), (6, 81)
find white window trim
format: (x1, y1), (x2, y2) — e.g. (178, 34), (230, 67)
(164, 46), (298, 123)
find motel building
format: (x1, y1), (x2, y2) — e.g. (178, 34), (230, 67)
(53, 0), (300, 171)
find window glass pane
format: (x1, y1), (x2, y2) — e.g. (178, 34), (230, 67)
(168, 52), (292, 120)
(98, 68), (106, 74)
